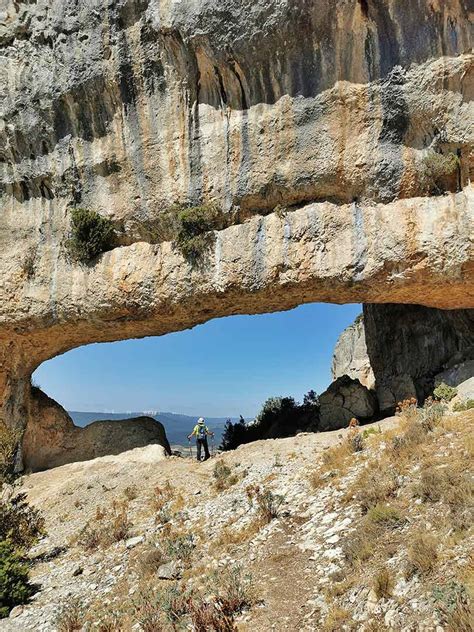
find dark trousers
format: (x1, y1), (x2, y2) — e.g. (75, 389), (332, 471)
(196, 438), (210, 461)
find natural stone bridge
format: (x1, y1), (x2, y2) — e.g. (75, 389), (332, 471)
(0, 0), (472, 469)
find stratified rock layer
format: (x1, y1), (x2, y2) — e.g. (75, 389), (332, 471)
(0, 0), (473, 468)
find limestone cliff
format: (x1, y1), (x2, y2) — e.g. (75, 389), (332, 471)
(0, 0), (473, 468)
(332, 305), (474, 413)
(331, 314), (375, 389)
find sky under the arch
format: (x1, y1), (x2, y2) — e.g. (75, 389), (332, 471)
(33, 302), (361, 418)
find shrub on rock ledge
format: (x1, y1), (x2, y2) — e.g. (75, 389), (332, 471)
(66, 208), (115, 263)
(176, 203), (226, 262)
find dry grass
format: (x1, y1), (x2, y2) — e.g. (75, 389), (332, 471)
(55, 597), (84, 632)
(76, 500), (131, 550)
(343, 519), (379, 566)
(149, 480), (175, 514)
(216, 520), (263, 548)
(321, 605), (351, 631)
(373, 567), (394, 599)
(348, 462), (399, 512)
(366, 503), (404, 528)
(405, 531), (438, 578)
(213, 460), (239, 492)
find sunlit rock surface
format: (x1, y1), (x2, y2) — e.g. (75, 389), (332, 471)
(0, 0), (472, 468)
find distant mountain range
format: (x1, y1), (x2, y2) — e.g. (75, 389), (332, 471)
(68, 411), (239, 445)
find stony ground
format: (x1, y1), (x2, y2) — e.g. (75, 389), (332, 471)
(0, 410), (472, 631)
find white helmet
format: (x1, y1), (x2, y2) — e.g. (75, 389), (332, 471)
(198, 417), (205, 424)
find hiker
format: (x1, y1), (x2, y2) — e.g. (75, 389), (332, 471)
(188, 417), (214, 462)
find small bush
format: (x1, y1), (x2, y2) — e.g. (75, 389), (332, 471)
(175, 203), (225, 262)
(0, 422), (21, 484)
(213, 461), (239, 492)
(132, 585), (191, 630)
(66, 208), (115, 263)
(396, 397), (419, 422)
(453, 399), (474, 412)
(55, 597), (84, 632)
(246, 485), (284, 523)
(0, 539), (36, 618)
(321, 605), (351, 631)
(0, 491), (45, 550)
(352, 464), (399, 513)
(343, 517), (381, 566)
(421, 151), (459, 194)
(367, 503), (403, 528)
(208, 565), (257, 617)
(150, 481), (174, 514)
(433, 581), (473, 632)
(162, 533), (195, 566)
(433, 383), (457, 403)
(106, 504), (130, 543)
(420, 398), (446, 431)
(77, 524), (101, 551)
(373, 567), (394, 600)
(406, 532), (438, 577)
(188, 600), (235, 632)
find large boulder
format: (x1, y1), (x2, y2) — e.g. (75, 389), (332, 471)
(22, 387), (171, 471)
(318, 376), (378, 431)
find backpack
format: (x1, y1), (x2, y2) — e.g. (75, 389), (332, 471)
(197, 424), (207, 439)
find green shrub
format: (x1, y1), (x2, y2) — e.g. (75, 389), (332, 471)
(0, 539), (35, 618)
(213, 461), (239, 491)
(175, 203), (225, 262)
(433, 382), (457, 403)
(0, 492), (45, 550)
(421, 151), (459, 194)
(162, 533), (195, 565)
(67, 208), (115, 263)
(220, 391), (319, 451)
(366, 503), (403, 528)
(453, 399), (474, 412)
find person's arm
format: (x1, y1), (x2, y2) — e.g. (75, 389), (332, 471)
(188, 425), (197, 440)
(206, 427), (214, 436)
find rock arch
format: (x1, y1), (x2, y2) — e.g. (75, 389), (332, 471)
(1, 0), (473, 469)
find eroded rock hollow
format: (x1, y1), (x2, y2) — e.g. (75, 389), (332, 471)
(0, 0), (473, 469)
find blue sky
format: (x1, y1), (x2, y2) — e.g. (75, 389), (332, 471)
(33, 303), (361, 418)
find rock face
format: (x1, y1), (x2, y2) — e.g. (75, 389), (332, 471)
(334, 306), (474, 414)
(0, 0), (473, 468)
(319, 376), (378, 431)
(22, 387), (170, 471)
(332, 315), (375, 389)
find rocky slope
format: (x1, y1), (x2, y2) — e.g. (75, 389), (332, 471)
(0, 0), (472, 468)
(1, 407), (472, 631)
